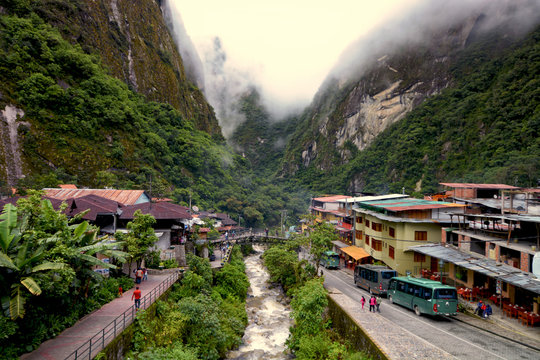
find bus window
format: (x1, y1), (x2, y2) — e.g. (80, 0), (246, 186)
(423, 288), (432, 300)
(434, 289), (457, 299)
(407, 284), (415, 295)
(389, 280), (396, 290)
(397, 281), (406, 292)
(381, 271), (397, 279)
(372, 272), (378, 283)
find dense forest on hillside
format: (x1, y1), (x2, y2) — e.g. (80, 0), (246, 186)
(231, 90), (301, 178)
(0, 5), (308, 227)
(288, 25), (540, 196)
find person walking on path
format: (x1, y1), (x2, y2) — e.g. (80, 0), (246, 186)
(369, 295), (376, 312)
(265, 228), (269, 238)
(142, 267), (148, 281)
(132, 287), (142, 309)
(361, 296), (366, 311)
(135, 268), (143, 284)
(376, 296), (381, 313)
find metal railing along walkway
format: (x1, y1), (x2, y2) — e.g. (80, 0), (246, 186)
(64, 272), (180, 360)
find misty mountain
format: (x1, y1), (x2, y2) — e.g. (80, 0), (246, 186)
(273, 1), (540, 194)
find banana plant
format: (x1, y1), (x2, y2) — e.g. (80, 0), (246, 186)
(0, 204), (68, 319)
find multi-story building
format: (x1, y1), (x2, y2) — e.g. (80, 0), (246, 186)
(353, 198), (465, 276)
(410, 183), (540, 313)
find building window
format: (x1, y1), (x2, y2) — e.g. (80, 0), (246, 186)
(372, 222), (382, 232)
(365, 235), (370, 246)
(415, 231), (428, 241)
(365, 219), (370, 227)
(389, 245), (395, 259)
(356, 216), (363, 224)
(414, 253), (426, 262)
(356, 231), (362, 240)
(372, 239), (382, 251)
(389, 227), (395, 238)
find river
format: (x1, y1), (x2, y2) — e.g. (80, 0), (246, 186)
(227, 246), (294, 360)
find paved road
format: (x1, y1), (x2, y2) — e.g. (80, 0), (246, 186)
(323, 268), (539, 360)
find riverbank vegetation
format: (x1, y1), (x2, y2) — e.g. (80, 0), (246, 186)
(126, 247), (249, 359)
(0, 193), (131, 359)
(263, 233), (370, 360)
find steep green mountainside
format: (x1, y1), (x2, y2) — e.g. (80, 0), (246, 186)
(0, 4), (307, 226)
(290, 25), (540, 195)
(3, 0), (220, 135)
(230, 89), (301, 178)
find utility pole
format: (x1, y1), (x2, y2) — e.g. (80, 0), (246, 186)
(188, 189), (192, 214)
(280, 210), (287, 237)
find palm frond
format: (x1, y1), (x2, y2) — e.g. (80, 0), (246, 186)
(0, 252), (18, 271)
(0, 203), (17, 253)
(9, 286), (25, 319)
(21, 277), (42, 296)
(73, 221), (89, 239)
(31, 261), (68, 273)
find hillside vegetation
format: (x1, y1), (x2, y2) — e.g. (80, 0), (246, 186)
(0, 6), (307, 227)
(287, 25), (540, 195)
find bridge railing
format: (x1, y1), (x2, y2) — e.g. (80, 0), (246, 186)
(64, 272), (180, 360)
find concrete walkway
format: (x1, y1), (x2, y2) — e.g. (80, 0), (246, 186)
(21, 273), (175, 360)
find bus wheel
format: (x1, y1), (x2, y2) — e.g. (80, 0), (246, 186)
(414, 305), (421, 316)
(389, 295), (393, 304)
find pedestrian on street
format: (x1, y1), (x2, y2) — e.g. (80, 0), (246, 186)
(265, 228), (269, 238)
(376, 296), (381, 313)
(361, 296), (366, 311)
(118, 285), (123, 297)
(132, 286), (142, 309)
(135, 268), (143, 284)
(474, 300), (484, 317)
(484, 304), (492, 319)
(142, 267), (148, 281)
(369, 295), (376, 312)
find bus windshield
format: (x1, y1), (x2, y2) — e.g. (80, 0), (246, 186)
(381, 271), (397, 279)
(434, 288), (457, 300)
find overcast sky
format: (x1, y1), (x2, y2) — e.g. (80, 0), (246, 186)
(171, 0), (422, 111)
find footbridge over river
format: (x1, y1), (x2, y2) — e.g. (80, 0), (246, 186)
(209, 231), (288, 267)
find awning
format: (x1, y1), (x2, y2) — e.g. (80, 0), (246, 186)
(408, 244), (540, 295)
(340, 246), (370, 260)
(331, 240), (349, 249)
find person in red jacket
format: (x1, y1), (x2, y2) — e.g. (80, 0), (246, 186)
(132, 287), (142, 309)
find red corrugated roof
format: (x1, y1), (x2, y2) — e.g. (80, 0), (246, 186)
(313, 195), (351, 202)
(68, 194), (121, 221)
(59, 184), (78, 189)
(44, 188), (148, 205)
(440, 183), (519, 190)
(119, 202), (191, 220)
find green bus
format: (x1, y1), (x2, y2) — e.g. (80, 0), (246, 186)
(320, 251), (340, 269)
(387, 276), (458, 316)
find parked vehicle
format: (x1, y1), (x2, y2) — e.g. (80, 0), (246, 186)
(320, 250), (340, 269)
(354, 264), (397, 296)
(388, 276), (458, 316)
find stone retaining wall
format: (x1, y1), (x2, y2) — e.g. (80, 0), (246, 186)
(327, 294), (389, 360)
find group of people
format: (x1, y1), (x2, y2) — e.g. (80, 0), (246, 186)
(134, 267), (148, 284)
(474, 300), (493, 319)
(361, 295), (382, 313)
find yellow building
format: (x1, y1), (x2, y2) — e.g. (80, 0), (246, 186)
(353, 198), (465, 276)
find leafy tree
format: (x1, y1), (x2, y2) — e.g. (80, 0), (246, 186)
(116, 210), (158, 272)
(308, 222), (338, 274)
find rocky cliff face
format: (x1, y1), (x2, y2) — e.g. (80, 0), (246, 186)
(283, 17), (480, 175)
(280, 1), (539, 178)
(34, 0), (220, 136)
